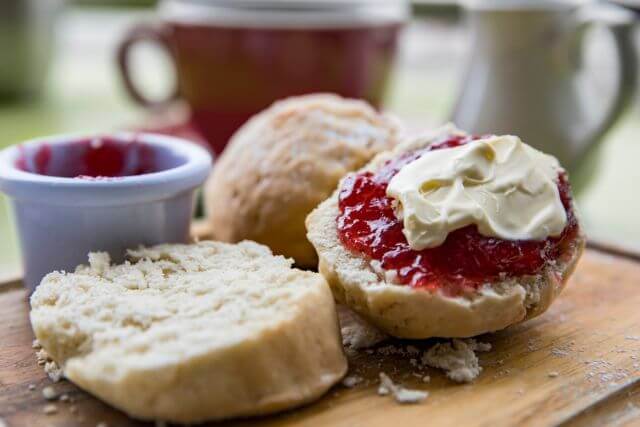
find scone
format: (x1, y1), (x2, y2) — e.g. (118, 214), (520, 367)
(204, 93), (401, 267)
(306, 125), (585, 339)
(30, 241), (347, 423)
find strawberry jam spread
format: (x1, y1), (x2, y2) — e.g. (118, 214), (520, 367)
(337, 135), (579, 295)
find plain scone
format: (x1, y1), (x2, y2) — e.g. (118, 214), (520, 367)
(30, 241), (347, 423)
(306, 125), (586, 339)
(204, 93), (400, 268)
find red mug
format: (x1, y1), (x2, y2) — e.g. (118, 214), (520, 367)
(117, 0), (409, 154)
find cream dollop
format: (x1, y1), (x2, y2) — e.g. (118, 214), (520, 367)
(386, 135), (567, 250)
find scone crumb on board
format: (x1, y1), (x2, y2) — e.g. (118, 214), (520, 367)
(35, 347), (64, 382)
(421, 339), (489, 383)
(96, 422), (109, 427)
(44, 360), (63, 382)
(346, 337), (492, 384)
(341, 375), (364, 388)
(42, 386), (57, 400)
(0, 417), (7, 427)
(28, 384), (36, 391)
(377, 373), (428, 404)
(338, 305), (388, 350)
(548, 371), (559, 378)
(35, 349), (48, 365)
(43, 404), (58, 415)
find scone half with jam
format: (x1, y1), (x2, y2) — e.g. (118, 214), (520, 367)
(306, 124), (585, 339)
(30, 241), (347, 423)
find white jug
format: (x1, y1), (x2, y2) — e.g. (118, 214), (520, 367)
(452, 0), (637, 174)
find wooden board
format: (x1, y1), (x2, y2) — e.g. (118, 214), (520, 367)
(1, 249), (640, 427)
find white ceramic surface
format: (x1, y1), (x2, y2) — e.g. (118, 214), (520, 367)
(452, 1), (637, 173)
(0, 132), (212, 292)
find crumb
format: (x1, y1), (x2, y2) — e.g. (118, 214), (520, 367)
(422, 375), (431, 383)
(550, 348), (569, 357)
(36, 349), (48, 366)
(32, 339), (41, 349)
(378, 372), (428, 404)
(469, 340), (492, 352)
(377, 345), (402, 356)
(422, 339), (482, 383)
(0, 417), (7, 427)
(42, 386), (57, 400)
(625, 336), (640, 341)
(35, 347), (64, 382)
(394, 387), (429, 404)
(377, 382), (390, 396)
(28, 384), (36, 391)
(338, 305), (388, 349)
(342, 375), (363, 388)
(44, 361), (63, 383)
(43, 404), (58, 415)
(96, 422), (109, 427)
(548, 371), (559, 378)
(406, 345), (420, 355)
(88, 252), (111, 275)
(59, 394), (69, 402)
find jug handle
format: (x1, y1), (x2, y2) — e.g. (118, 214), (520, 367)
(569, 4), (637, 158)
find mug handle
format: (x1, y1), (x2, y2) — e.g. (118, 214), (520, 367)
(117, 24), (180, 109)
(569, 4), (637, 154)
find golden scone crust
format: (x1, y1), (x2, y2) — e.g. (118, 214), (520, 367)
(306, 125), (585, 339)
(204, 94), (400, 267)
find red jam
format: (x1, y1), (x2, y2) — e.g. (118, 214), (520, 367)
(337, 135), (579, 295)
(16, 137), (157, 178)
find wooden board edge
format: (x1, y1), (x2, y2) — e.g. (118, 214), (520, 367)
(557, 376), (640, 426)
(0, 275), (23, 293)
(587, 239), (640, 263)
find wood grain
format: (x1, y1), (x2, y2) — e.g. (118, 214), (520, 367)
(1, 249), (639, 427)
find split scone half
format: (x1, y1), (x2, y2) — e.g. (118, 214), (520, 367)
(30, 241), (347, 423)
(307, 125), (585, 339)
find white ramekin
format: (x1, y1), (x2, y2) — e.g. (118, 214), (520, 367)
(0, 132), (212, 292)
